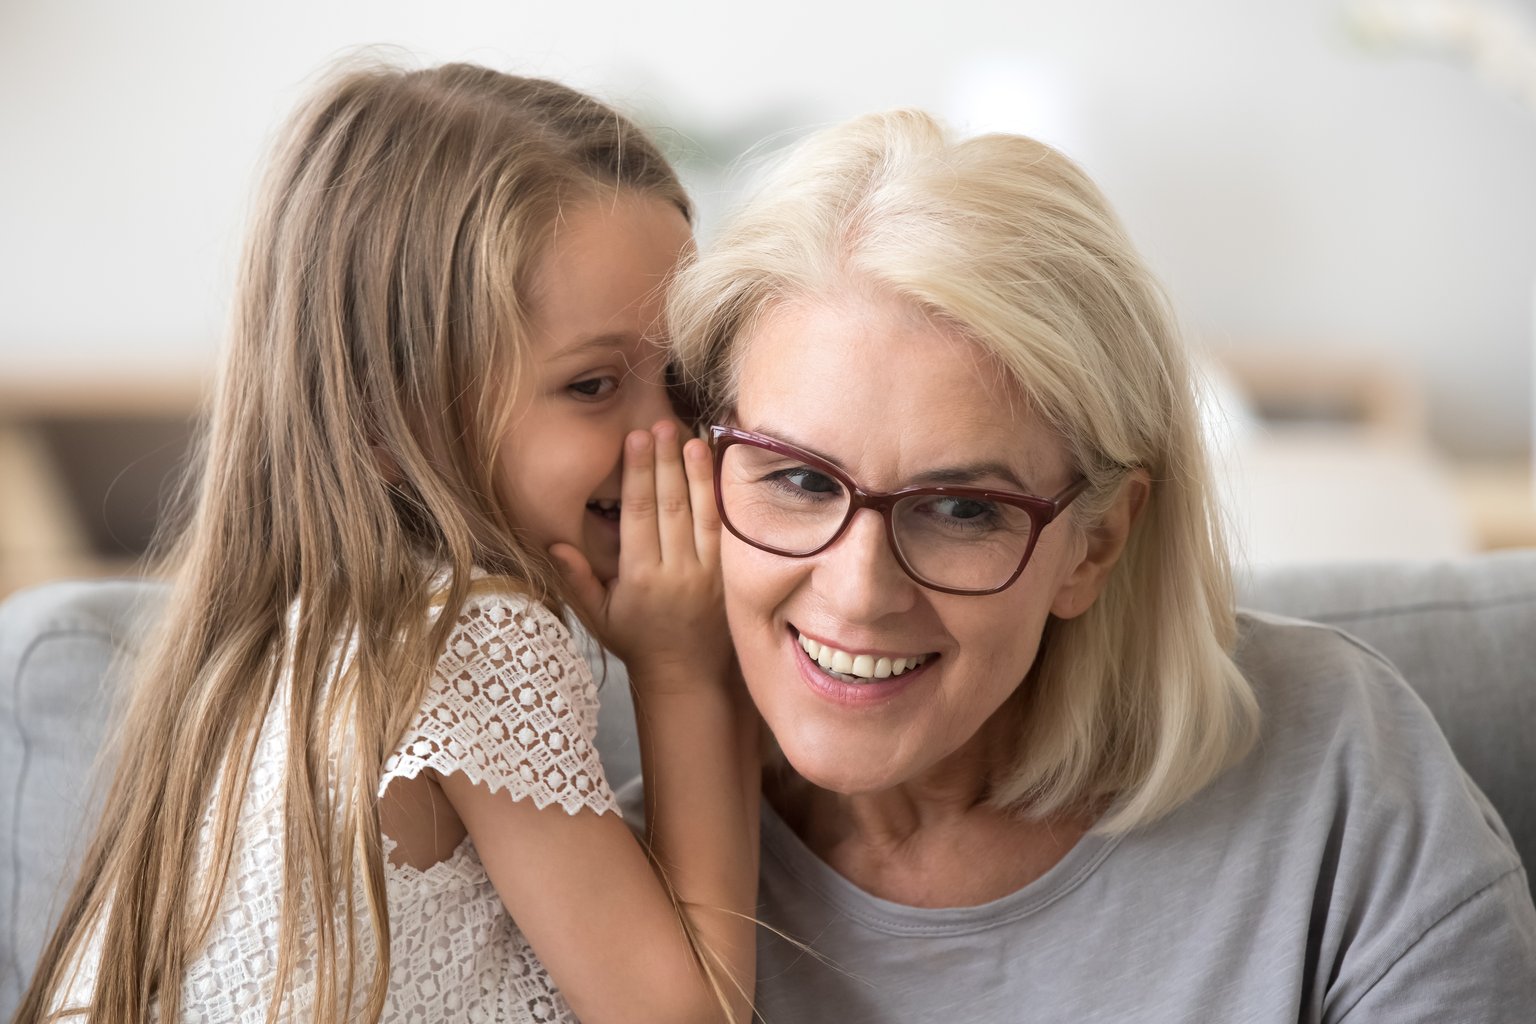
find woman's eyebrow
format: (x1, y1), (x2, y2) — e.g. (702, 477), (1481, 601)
(743, 423), (844, 468)
(746, 422), (1039, 492)
(908, 463), (1035, 492)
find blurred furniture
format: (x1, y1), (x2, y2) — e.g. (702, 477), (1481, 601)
(1214, 345), (1428, 438)
(4, 552), (1535, 1015)
(1452, 459), (1536, 551)
(0, 376), (202, 599)
(1205, 345), (1530, 566)
(1216, 428), (1477, 566)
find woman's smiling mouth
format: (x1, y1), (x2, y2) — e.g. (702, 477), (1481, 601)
(793, 628), (938, 688)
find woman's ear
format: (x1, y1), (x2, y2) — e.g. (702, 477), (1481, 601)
(1050, 469), (1150, 620)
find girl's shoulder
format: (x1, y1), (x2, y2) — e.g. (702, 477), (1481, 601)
(419, 569), (594, 696)
(424, 570), (572, 647)
(386, 568), (615, 813)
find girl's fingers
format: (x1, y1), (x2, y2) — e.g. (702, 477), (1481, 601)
(650, 421), (696, 566)
(683, 438), (721, 565)
(618, 429), (661, 568)
(549, 542), (607, 620)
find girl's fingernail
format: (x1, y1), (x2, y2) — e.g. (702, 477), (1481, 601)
(629, 431), (651, 453)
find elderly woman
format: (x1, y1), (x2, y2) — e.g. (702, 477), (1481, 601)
(666, 112), (1536, 1021)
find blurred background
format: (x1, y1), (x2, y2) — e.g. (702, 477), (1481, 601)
(3, 0), (1535, 596)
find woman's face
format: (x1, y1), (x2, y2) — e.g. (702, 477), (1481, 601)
(724, 292), (1099, 797)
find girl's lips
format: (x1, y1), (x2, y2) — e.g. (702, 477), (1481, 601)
(586, 506), (621, 533)
(789, 627), (933, 706)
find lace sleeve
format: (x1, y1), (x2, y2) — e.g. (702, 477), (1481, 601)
(381, 591), (619, 817)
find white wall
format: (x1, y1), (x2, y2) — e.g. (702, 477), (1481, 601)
(3, 0), (1533, 455)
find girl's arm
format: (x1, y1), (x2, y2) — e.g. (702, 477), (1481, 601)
(438, 421), (757, 1024)
(602, 425), (760, 1020)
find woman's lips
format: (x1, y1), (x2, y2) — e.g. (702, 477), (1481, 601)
(797, 631), (931, 678)
(789, 627), (935, 706)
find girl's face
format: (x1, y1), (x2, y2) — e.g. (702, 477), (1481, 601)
(495, 193), (693, 583)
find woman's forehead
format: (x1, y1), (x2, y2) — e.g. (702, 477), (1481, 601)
(731, 294), (1069, 489)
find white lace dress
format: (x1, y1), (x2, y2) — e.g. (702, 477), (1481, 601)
(55, 586), (619, 1022)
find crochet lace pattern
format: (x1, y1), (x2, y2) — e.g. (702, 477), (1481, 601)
(55, 588), (618, 1022)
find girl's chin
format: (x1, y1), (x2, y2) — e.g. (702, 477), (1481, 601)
(577, 531), (620, 583)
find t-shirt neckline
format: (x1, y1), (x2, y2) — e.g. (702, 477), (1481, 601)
(759, 799), (1123, 937)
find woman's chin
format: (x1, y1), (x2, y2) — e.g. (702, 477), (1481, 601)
(774, 734), (912, 797)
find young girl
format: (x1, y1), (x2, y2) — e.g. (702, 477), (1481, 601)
(17, 62), (758, 1023)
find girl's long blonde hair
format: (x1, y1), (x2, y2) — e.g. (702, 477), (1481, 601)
(17, 60), (688, 1023)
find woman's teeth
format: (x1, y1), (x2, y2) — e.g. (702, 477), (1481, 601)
(587, 499), (620, 521)
(798, 633), (930, 681)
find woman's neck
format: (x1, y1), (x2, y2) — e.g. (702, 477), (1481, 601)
(767, 756), (1095, 909)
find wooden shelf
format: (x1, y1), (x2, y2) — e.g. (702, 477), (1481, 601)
(0, 375), (204, 599)
(1452, 460), (1536, 552)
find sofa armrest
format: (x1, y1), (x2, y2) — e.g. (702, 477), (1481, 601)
(0, 579), (162, 1013)
(1240, 550), (1536, 885)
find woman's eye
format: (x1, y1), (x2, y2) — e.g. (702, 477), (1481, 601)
(917, 496), (1003, 530)
(788, 468), (839, 493)
(568, 376), (619, 401)
(935, 497), (990, 520)
(767, 466), (843, 497)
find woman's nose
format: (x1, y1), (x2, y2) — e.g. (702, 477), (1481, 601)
(812, 508), (919, 621)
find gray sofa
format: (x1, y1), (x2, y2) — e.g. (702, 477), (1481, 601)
(4, 552), (1535, 1015)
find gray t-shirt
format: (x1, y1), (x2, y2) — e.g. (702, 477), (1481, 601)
(744, 613), (1536, 1022)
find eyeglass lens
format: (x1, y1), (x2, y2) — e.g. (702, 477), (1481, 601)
(717, 440), (1036, 593)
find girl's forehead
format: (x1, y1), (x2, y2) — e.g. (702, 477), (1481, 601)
(526, 194), (692, 343)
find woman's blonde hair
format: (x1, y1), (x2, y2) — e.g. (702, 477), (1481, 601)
(668, 110), (1258, 833)
(18, 60), (688, 1023)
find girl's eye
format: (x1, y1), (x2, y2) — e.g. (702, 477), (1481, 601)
(568, 376), (619, 401)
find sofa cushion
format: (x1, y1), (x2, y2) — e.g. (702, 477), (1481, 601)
(1238, 550), (1536, 882)
(0, 579), (160, 1012)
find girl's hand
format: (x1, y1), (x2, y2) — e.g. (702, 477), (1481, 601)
(550, 421), (730, 691)
(547, 421), (758, 1024)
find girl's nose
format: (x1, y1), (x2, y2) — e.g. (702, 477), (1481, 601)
(811, 508), (919, 623)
